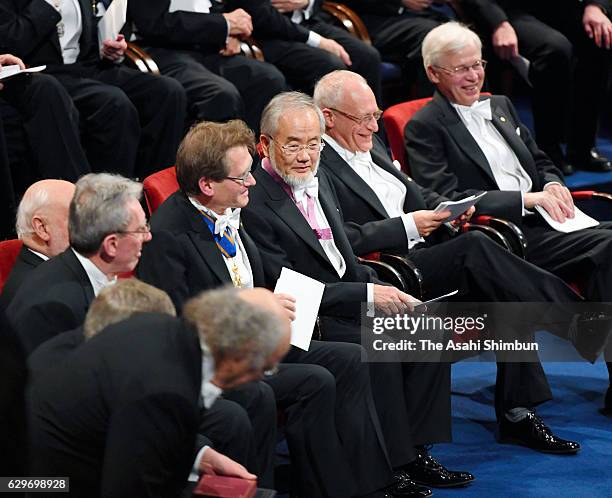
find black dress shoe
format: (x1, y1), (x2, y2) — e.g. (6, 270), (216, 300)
(385, 472), (432, 497)
(403, 447), (474, 488)
(567, 148), (612, 172)
(542, 144), (574, 176)
(498, 410), (580, 454)
(569, 312), (612, 364)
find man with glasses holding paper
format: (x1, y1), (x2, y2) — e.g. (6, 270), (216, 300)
(137, 119), (416, 498)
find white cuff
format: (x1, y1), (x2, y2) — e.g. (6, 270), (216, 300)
(366, 283), (375, 317)
(224, 18), (231, 46)
(401, 213), (425, 250)
(188, 445), (209, 482)
(306, 31), (322, 48)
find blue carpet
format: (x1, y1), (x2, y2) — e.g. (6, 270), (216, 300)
(431, 361), (611, 498)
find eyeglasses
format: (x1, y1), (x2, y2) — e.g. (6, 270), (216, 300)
(117, 221), (151, 236)
(434, 59), (487, 76)
(268, 136), (325, 156)
(329, 107), (383, 125)
(225, 168), (253, 185)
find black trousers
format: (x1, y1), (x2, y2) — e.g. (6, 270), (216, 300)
(502, 4), (611, 153)
(50, 62), (186, 179)
(260, 16), (383, 102)
(145, 48), (286, 134)
(316, 317), (451, 467)
(0, 105), (17, 239)
(280, 340), (394, 497)
(359, 8), (450, 97)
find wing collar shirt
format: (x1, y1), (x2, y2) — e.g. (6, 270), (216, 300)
(189, 197), (254, 289)
(323, 134), (424, 250)
(71, 248), (116, 296)
(45, 0), (82, 64)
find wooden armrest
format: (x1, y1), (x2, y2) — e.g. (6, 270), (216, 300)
(359, 257), (407, 292)
(125, 42), (160, 75)
(240, 37), (265, 61)
(471, 215), (527, 259)
(322, 1), (372, 44)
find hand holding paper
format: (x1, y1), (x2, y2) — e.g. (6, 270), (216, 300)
(433, 192), (486, 223)
(97, 0), (128, 54)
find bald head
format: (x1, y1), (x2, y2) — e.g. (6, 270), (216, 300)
(16, 180), (76, 257)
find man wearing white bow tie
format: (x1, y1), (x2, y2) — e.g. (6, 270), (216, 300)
(404, 21), (612, 417)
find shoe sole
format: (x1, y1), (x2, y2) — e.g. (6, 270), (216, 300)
(498, 436), (580, 454)
(412, 477), (475, 489)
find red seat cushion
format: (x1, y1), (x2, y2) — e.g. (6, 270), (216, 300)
(0, 239), (24, 293)
(142, 166), (179, 215)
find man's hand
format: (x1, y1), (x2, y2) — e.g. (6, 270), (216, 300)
(101, 34), (127, 61)
(220, 36), (242, 56)
(275, 293), (297, 322)
(543, 183), (575, 218)
(412, 209), (450, 236)
(402, 0), (433, 11)
(318, 37), (352, 66)
(0, 53), (25, 90)
(373, 285), (420, 315)
(524, 188), (574, 223)
(199, 448), (257, 479)
(450, 205), (475, 228)
(223, 9), (253, 38)
(583, 4), (612, 49)
(492, 21), (519, 60)
(270, 0), (309, 13)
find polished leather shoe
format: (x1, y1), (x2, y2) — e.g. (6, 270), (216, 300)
(567, 148), (612, 172)
(498, 410), (580, 454)
(385, 472), (432, 497)
(403, 447), (474, 488)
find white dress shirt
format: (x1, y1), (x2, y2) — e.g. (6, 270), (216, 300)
(46, 0), (82, 64)
(189, 198), (254, 289)
(71, 248), (116, 296)
(28, 248), (49, 261)
(324, 134), (425, 250)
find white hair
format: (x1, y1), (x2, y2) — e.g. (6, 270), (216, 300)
(313, 70), (369, 110)
(15, 186), (49, 238)
(260, 91), (325, 137)
(421, 21), (482, 70)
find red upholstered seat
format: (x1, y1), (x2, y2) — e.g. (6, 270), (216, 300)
(142, 166), (179, 215)
(0, 239), (24, 293)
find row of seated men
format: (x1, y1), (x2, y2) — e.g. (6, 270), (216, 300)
(2, 21), (612, 498)
(1, 0), (611, 239)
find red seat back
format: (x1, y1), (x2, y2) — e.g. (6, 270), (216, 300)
(142, 166), (179, 215)
(0, 239), (24, 293)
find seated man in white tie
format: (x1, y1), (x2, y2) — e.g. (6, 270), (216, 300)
(403, 21), (612, 417)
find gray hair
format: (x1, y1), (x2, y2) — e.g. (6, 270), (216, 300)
(313, 70), (369, 110)
(421, 21), (482, 70)
(15, 187), (49, 238)
(183, 287), (284, 371)
(83, 278), (176, 340)
(260, 91), (325, 137)
(69, 173), (143, 256)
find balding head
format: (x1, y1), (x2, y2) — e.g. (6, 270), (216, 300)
(16, 180), (75, 257)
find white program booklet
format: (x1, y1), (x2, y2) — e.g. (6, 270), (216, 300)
(274, 267), (325, 351)
(0, 65), (45, 81)
(97, 0), (128, 50)
(434, 192), (487, 223)
(535, 205), (599, 233)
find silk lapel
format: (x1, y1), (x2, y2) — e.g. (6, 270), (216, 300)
(256, 169), (333, 266)
(322, 139), (390, 220)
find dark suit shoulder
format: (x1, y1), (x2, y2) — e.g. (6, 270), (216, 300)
(150, 191), (198, 233)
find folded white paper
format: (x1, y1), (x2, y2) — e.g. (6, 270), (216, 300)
(534, 205), (599, 233)
(0, 65), (46, 81)
(97, 0), (128, 50)
(434, 192), (486, 223)
(274, 267), (325, 351)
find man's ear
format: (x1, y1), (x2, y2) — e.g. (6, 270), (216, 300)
(31, 215), (50, 242)
(259, 134), (271, 158)
(100, 233), (119, 261)
(198, 177), (215, 197)
(426, 65), (440, 85)
(322, 108), (335, 130)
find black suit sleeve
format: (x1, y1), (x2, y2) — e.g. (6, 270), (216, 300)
(128, 0), (228, 48)
(100, 393), (198, 498)
(137, 230), (191, 313)
(0, 0), (60, 57)
(457, 0), (509, 34)
(342, 0), (403, 16)
(242, 205), (369, 318)
(227, 0), (310, 42)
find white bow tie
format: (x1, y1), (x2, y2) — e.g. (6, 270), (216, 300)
(458, 99), (492, 121)
(214, 208), (241, 235)
(350, 151), (373, 167)
(293, 177), (319, 203)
